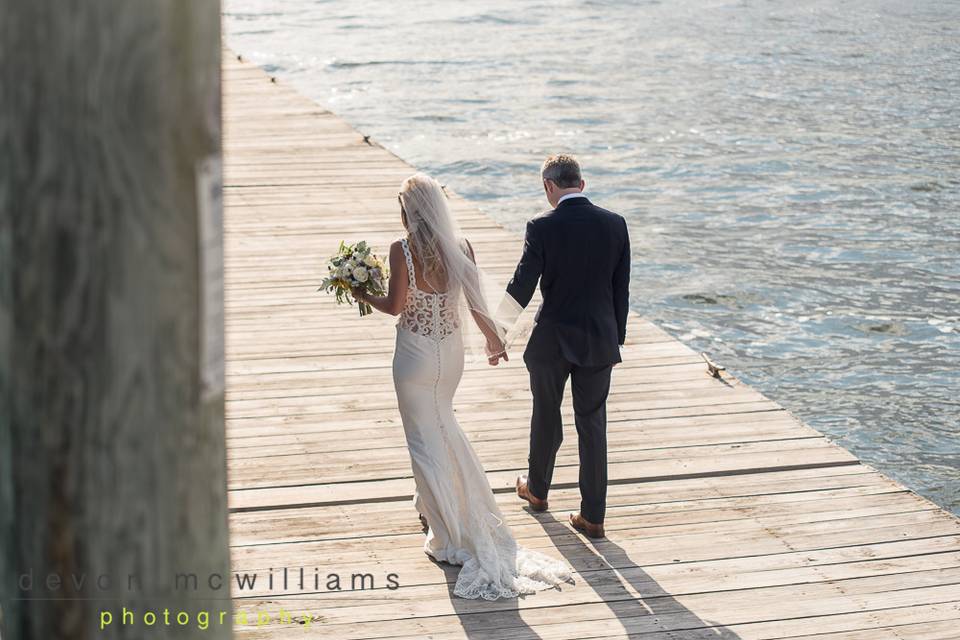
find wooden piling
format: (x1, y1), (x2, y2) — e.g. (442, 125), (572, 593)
(0, 4), (230, 639)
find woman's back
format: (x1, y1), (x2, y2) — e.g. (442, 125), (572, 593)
(406, 242), (450, 294)
(398, 237), (460, 341)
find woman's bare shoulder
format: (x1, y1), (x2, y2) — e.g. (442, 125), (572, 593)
(388, 239), (405, 261)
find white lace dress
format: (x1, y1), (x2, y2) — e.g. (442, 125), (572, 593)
(392, 238), (573, 600)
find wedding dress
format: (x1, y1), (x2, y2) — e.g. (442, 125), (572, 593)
(392, 237), (573, 600)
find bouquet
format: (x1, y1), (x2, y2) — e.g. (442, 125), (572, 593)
(318, 240), (388, 317)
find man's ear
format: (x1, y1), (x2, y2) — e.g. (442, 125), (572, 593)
(579, 179), (586, 191)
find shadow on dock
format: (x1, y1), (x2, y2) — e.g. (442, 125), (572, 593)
(536, 511), (742, 639)
(434, 510), (740, 639)
(439, 557), (546, 639)
(449, 594), (545, 640)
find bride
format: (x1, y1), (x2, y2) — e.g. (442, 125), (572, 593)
(353, 173), (573, 600)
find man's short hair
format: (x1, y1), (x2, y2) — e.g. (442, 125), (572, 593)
(541, 154), (582, 188)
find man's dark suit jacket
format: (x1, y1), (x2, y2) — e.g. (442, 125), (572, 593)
(506, 195), (630, 367)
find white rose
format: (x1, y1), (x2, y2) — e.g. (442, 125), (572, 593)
(353, 266), (369, 283)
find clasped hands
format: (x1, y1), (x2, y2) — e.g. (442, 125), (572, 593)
(486, 335), (508, 367)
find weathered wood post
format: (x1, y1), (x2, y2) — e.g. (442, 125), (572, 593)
(0, 1), (230, 638)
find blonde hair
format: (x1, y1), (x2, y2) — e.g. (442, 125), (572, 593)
(398, 174), (451, 288)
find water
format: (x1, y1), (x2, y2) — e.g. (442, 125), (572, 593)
(224, 0), (960, 514)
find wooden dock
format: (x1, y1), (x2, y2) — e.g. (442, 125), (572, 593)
(222, 52), (960, 639)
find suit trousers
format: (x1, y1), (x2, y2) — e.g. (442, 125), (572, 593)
(524, 352), (613, 524)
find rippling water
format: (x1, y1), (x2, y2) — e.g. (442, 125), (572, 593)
(224, 0), (960, 514)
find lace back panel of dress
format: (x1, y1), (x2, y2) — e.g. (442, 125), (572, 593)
(398, 238), (460, 340)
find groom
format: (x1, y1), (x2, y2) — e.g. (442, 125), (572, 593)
(498, 154), (630, 539)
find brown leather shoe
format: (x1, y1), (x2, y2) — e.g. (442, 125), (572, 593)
(569, 512), (605, 539)
(516, 475), (548, 512)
